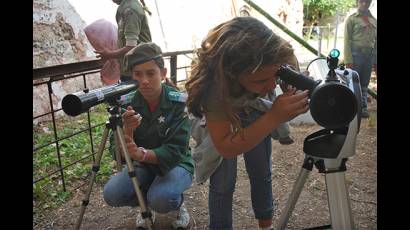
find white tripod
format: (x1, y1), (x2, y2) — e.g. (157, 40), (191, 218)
(276, 67), (362, 230)
(277, 109), (361, 229)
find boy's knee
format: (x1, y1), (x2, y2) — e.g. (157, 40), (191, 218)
(147, 192), (181, 213)
(103, 184), (139, 207)
(103, 184), (117, 207)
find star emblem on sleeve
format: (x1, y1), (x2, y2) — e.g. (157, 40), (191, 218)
(158, 115), (165, 123)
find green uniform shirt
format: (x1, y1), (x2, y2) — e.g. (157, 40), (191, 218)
(344, 11), (377, 64)
(116, 0), (152, 76)
(130, 84), (193, 176)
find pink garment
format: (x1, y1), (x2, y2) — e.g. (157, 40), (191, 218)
(84, 19), (120, 85)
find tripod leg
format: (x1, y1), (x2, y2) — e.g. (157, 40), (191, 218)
(115, 127), (154, 230)
(277, 158), (314, 230)
(325, 172), (355, 230)
(75, 125), (110, 230)
(113, 131), (124, 171)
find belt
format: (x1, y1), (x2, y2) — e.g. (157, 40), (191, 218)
(358, 47), (374, 53)
(352, 44), (374, 54)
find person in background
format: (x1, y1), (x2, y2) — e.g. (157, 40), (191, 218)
(344, 0), (376, 118)
(96, 0), (152, 82)
(311, 22), (320, 39)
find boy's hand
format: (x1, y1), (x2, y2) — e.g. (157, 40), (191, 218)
(122, 106), (142, 138)
(124, 135), (142, 161)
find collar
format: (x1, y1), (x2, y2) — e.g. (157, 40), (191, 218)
(131, 84), (174, 110)
(354, 10), (374, 18)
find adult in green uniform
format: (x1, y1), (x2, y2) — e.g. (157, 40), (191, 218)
(96, 0), (152, 82)
(344, 0), (376, 118)
(103, 42), (193, 229)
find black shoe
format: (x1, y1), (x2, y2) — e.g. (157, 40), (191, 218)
(361, 108), (369, 118)
(279, 136), (294, 145)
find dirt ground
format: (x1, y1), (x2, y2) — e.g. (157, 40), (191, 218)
(34, 99), (376, 230)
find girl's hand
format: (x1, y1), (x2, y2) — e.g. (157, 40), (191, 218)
(269, 89), (310, 123)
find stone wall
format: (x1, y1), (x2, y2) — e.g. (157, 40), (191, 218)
(33, 0), (96, 68)
(33, 0), (103, 123)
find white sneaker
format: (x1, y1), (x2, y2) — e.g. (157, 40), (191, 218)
(136, 210), (156, 229)
(171, 203), (190, 229)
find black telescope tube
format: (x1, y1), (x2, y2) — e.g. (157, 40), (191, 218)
(62, 81), (137, 116)
(276, 65), (321, 95)
(276, 64), (358, 129)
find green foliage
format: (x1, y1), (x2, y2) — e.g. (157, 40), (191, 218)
(33, 104), (115, 212)
(303, 0), (356, 21)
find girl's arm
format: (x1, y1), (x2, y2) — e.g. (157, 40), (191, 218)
(207, 90), (309, 158)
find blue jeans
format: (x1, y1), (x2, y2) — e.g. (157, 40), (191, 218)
(208, 109), (273, 230)
(352, 46), (375, 109)
(103, 165), (192, 213)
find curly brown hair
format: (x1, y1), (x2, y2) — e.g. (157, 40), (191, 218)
(185, 17), (296, 131)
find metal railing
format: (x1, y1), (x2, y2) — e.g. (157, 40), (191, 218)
(33, 50), (194, 192)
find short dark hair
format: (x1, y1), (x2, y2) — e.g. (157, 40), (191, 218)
(357, 0), (372, 4)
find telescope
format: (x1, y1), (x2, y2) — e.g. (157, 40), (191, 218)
(277, 49), (361, 129)
(276, 49), (363, 230)
(65, 80), (155, 229)
(62, 81), (137, 116)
